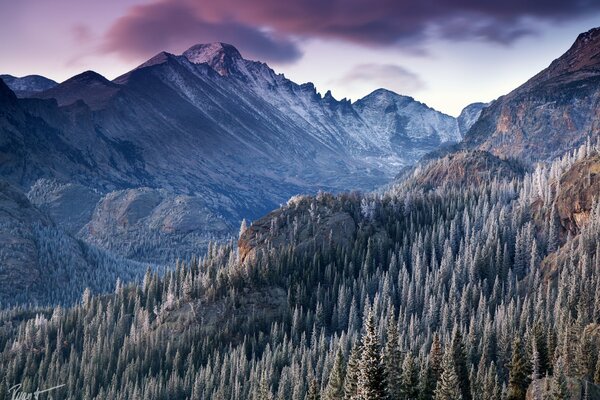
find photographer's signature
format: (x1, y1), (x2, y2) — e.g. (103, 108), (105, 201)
(8, 383), (65, 399)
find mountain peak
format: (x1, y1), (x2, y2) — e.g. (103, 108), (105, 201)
(183, 42), (243, 76)
(0, 77), (17, 104)
(521, 26), (600, 90)
(574, 26), (600, 46)
(0, 74), (57, 95)
(66, 70), (112, 85)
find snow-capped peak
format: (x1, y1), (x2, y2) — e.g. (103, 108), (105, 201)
(183, 43), (243, 76)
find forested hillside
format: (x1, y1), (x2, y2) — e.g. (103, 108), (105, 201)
(1, 141), (599, 399)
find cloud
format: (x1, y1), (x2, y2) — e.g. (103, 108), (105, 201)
(102, 1), (301, 63)
(331, 64), (425, 98)
(71, 24), (93, 44)
(103, 0), (600, 61)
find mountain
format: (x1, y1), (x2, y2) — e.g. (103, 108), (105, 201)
(3, 28), (600, 400)
(0, 42), (460, 264)
(0, 74), (57, 96)
(2, 138), (599, 398)
(0, 180), (145, 306)
(35, 70), (119, 109)
(457, 102), (488, 135)
(463, 27), (600, 160)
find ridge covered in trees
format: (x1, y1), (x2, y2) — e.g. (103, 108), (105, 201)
(1, 143), (600, 399)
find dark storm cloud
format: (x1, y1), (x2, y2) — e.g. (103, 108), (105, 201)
(103, 1), (301, 63)
(103, 0), (600, 61)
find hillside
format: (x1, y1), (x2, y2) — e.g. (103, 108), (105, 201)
(1, 140), (599, 398)
(463, 27), (600, 161)
(0, 43), (462, 265)
(0, 181), (146, 306)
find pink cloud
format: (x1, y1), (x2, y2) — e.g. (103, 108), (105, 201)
(103, 0), (600, 62)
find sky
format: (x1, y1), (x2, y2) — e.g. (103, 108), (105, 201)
(1, 0), (599, 116)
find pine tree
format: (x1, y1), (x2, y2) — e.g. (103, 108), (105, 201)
(325, 348), (346, 400)
(258, 371), (273, 400)
(357, 312), (387, 400)
(435, 346), (462, 400)
(344, 343), (362, 400)
(506, 337), (530, 400)
(308, 377), (322, 400)
(430, 334), (444, 384)
(549, 360), (569, 400)
(400, 353), (419, 400)
(239, 218), (248, 239)
(384, 318), (402, 400)
(451, 330), (471, 400)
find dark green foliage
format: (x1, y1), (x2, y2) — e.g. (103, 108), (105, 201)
(384, 318), (402, 400)
(357, 311), (387, 399)
(325, 349), (346, 400)
(507, 337), (531, 400)
(450, 330), (471, 400)
(435, 347), (462, 400)
(0, 144), (599, 399)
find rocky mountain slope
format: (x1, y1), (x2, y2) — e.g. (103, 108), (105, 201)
(554, 152), (600, 234)
(0, 74), (57, 96)
(463, 27), (600, 160)
(0, 181), (146, 306)
(457, 102), (488, 135)
(0, 43), (461, 264)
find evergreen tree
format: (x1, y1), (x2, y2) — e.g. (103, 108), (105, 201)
(308, 377), (322, 400)
(550, 360), (569, 400)
(345, 343), (362, 400)
(506, 337), (530, 400)
(357, 312), (387, 400)
(400, 353), (419, 400)
(384, 318), (402, 400)
(435, 346), (462, 400)
(325, 349), (346, 400)
(451, 330), (471, 400)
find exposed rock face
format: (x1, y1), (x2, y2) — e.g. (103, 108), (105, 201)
(239, 193), (357, 264)
(182, 42), (243, 76)
(463, 27), (600, 161)
(28, 179), (101, 234)
(457, 102), (488, 135)
(0, 43), (461, 263)
(80, 188), (231, 263)
(555, 153), (600, 234)
(404, 150), (524, 190)
(0, 180), (51, 304)
(0, 181), (144, 305)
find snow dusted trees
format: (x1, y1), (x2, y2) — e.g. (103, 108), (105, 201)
(1, 142), (600, 399)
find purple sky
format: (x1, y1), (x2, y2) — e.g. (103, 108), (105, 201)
(1, 0), (599, 115)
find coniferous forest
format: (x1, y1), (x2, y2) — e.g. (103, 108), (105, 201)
(1, 142), (600, 399)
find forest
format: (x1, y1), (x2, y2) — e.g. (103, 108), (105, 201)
(1, 142), (600, 399)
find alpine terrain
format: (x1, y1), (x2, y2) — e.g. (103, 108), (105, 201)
(0, 17), (599, 400)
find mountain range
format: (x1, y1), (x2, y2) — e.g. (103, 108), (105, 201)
(0, 42), (465, 270)
(1, 22), (600, 400)
(1, 27), (600, 305)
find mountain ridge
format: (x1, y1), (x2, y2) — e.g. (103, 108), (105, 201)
(462, 26), (600, 160)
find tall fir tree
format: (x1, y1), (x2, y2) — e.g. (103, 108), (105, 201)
(384, 318), (402, 400)
(506, 337), (531, 400)
(400, 353), (419, 400)
(325, 348), (346, 400)
(344, 343), (362, 400)
(308, 377), (322, 400)
(357, 311), (387, 400)
(435, 345), (462, 400)
(451, 329), (471, 400)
